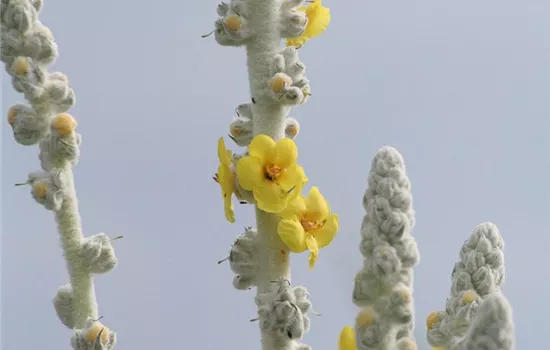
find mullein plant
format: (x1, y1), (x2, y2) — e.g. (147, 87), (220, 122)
(2, 0), (118, 349)
(337, 150), (516, 350)
(205, 1), (517, 350)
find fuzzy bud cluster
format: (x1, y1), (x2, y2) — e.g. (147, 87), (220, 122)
(255, 278), (316, 349)
(352, 147), (420, 350)
(426, 223), (514, 350)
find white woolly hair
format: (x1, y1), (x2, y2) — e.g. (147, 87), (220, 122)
(2, 1), (118, 347)
(353, 147), (419, 350)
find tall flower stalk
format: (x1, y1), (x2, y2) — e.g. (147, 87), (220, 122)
(2, 0), (118, 348)
(208, 0), (332, 349)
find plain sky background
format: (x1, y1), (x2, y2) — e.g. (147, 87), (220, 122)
(2, 0), (549, 349)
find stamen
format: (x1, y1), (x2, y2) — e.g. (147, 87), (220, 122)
(265, 164), (283, 181)
(301, 219), (323, 232)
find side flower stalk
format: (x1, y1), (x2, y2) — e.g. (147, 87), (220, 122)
(339, 147), (420, 350)
(426, 223), (515, 350)
(1, 0), (118, 348)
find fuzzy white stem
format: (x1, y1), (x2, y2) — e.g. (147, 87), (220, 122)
(245, 0), (291, 140)
(244, 1), (293, 349)
(55, 167), (98, 328)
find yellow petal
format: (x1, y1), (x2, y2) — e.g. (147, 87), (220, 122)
(339, 326), (357, 350)
(224, 195), (235, 223)
(254, 182), (289, 213)
(278, 164), (307, 192)
(306, 234), (319, 269)
(315, 214), (338, 248)
(305, 186), (330, 221)
(218, 164), (235, 193)
(249, 134), (276, 164)
(278, 218), (307, 253)
(280, 194), (307, 220)
(305, 3), (330, 38)
(217, 137), (230, 166)
(274, 138), (298, 169)
(286, 36), (307, 48)
(236, 156), (264, 191)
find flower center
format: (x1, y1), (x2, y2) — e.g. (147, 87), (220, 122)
(265, 164), (283, 181)
(301, 219), (324, 232)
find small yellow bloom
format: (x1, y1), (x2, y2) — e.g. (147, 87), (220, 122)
(237, 134), (307, 213)
(286, 0), (331, 48)
(338, 325), (357, 350)
(277, 186), (338, 268)
(214, 137), (236, 223)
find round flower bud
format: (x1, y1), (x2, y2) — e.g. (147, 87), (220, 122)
(270, 73), (292, 94)
(32, 182), (48, 198)
(86, 322), (110, 344)
(462, 289), (479, 304)
(224, 15), (241, 31)
(426, 311), (441, 330)
(7, 107), (16, 126)
(11, 56), (30, 74)
(52, 113), (77, 136)
(356, 308), (375, 327)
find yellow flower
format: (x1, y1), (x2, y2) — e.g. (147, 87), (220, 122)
(237, 134), (308, 213)
(214, 137), (236, 223)
(338, 326), (357, 350)
(277, 186), (338, 268)
(286, 0), (331, 48)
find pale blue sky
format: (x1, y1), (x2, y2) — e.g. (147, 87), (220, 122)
(2, 0), (549, 349)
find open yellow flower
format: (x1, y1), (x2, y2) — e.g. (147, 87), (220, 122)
(214, 137), (236, 223)
(338, 326), (357, 350)
(237, 134), (307, 213)
(286, 0), (331, 48)
(277, 186), (338, 268)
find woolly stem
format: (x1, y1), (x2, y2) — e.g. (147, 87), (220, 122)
(244, 1), (292, 349)
(55, 166), (98, 328)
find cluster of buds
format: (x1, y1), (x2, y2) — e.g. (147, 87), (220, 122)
(210, 0), (253, 47)
(426, 222), (508, 349)
(16, 169), (65, 211)
(254, 278), (318, 349)
(446, 292), (515, 350)
(70, 317), (117, 350)
(228, 102), (300, 148)
(208, 0), (314, 47)
(268, 46), (311, 106)
(2, 0), (76, 148)
(1, 0), (54, 65)
(2, 1), (118, 348)
(219, 226), (259, 290)
(351, 147), (420, 350)
(280, 0), (309, 39)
